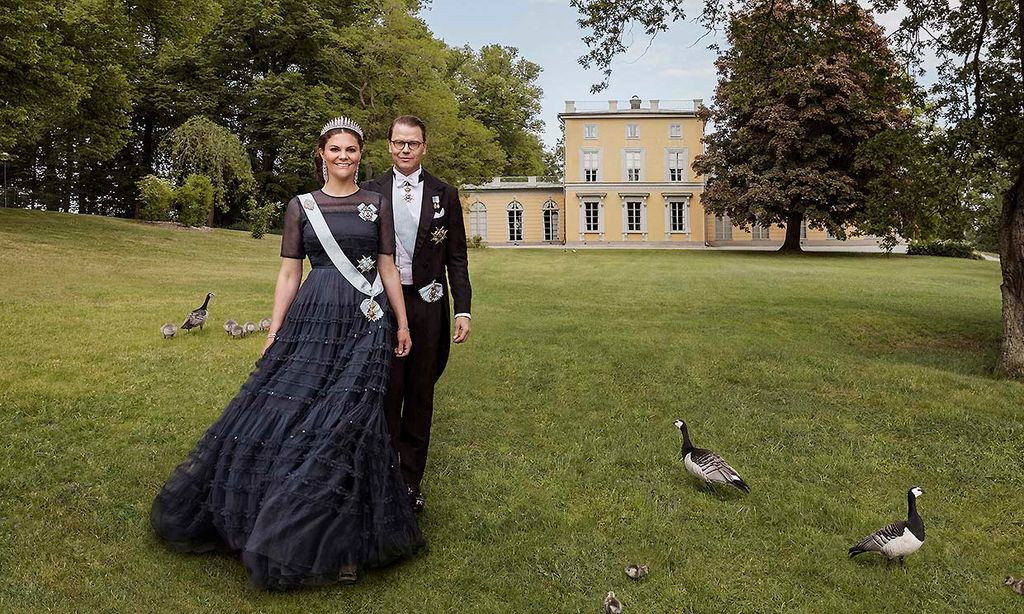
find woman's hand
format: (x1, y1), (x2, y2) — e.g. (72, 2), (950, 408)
(261, 335), (276, 357)
(395, 327), (411, 357)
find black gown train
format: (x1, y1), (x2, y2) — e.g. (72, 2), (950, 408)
(150, 189), (424, 590)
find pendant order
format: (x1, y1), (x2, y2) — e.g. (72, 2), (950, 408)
(361, 298), (384, 322)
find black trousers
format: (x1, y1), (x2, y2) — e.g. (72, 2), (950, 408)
(384, 285), (445, 490)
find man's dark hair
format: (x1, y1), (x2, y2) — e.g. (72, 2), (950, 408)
(388, 115), (427, 142)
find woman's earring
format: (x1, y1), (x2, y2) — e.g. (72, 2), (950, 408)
(322, 160), (329, 184)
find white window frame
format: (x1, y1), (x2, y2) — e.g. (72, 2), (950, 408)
(800, 220), (808, 240)
(507, 200), (523, 242)
(666, 148), (688, 182)
(584, 123), (597, 139)
(667, 198), (690, 233)
(542, 199), (560, 242)
(623, 149), (643, 182)
(626, 124), (640, 139)
(625, 201), (643, 232)
(469, 201), (487, 240)
(715, 214), (733, 241)
(669, 124), (682, 138)
(581, 148), (601, 183)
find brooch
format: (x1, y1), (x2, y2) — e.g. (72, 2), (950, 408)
(301, 198), (314, 211)
(356, 255), (374, 273)
(357, 203), (378, 222)
(431, 227), (448, 245)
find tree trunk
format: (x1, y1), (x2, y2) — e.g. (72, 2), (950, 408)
(999, 156), (1024, 378)
(779, 209), (804, 252)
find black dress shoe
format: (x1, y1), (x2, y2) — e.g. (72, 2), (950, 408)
(407, 486), (425, 513)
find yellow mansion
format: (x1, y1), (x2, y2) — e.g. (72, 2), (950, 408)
(460, 96), (882, 248)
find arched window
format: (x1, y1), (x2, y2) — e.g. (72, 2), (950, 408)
(469, 201), (487, 240)
(507, 200), (523, 242)
(542, 199), (560, 242)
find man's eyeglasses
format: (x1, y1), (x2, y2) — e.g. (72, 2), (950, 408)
(389, 140), (424, 151)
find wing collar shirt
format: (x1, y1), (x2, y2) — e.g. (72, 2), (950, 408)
(392, 166), (423, 285)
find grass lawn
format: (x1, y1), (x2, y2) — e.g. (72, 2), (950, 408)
(1, 207), (1022, 613)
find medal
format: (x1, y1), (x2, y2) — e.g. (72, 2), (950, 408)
(432, 195), (441, 211)
(361, 298), (384, 321)
(418, 281), (444, 303)
(356, 255), (374, 273)
(431, 227), (448, 245)
(357, 202), (378, 222)
(403, 180), (413, 203)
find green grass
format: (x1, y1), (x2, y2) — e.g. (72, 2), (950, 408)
(1, 207), (1022, 613)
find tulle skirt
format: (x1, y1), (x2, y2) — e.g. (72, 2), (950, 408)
(150, 268), (424, 590)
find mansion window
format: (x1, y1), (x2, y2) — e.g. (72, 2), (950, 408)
(626, 123), (639, 139)
(669, 124), (682, 138)
(625, 201), (644, 232)
(800, 220), (808, 239)
(667, 149), (687, 182)
(583, 150), (599, 182)
(584, 123), (597, 139)
(669, 200), (689, 232)
(507, 201), (523, 242)
(752, 224), (770, 240)
(715, 214), (733, 240)
(542, 199), (559, 242)
(469, 201), (487, 240)
(625, 150), (641, 182)
(584, 201), (600, 232)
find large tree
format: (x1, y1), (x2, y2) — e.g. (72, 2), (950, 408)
(690, 0), (914, 251)
(875, 0), (1024, 377)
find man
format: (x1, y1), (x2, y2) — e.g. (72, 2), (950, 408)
(363, 115), (472, 513)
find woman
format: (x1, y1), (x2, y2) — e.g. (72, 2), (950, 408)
(150, 117), (424, 590)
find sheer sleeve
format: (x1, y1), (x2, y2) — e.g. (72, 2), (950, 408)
(280, 197), (306, 259)
(376, 192), (396, 256)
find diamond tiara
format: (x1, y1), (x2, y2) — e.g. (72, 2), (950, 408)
(320, 116), (363, 139)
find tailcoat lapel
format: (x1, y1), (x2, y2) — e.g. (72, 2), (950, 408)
(416, 172), (441, 255)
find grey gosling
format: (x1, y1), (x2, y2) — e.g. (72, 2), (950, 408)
(849, 487), (925, 567)
(604, 591), (622, 614)
(244, 321), (258, 336)
(224, 319), (238, 334)
(160, 323), (177, 339)
(230, 323), (245, 339)
(1006, 576), (1024, 595)
(625, 564), (648, 580)
(674, 419), (750, 493)
(181, 292), (214, 331)
(258, 317), (272, 331)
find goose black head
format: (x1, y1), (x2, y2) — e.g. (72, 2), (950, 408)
(1006, 576), (1017, 585)
(673, 419), (694, 450)
(909, 486), (923, 499)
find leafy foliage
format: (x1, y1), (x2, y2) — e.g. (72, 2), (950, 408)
(907, 238), (980, 259)
(691, 0), (914, 251)
(136, 175), (176, 221)
(243, 196), (281, 240)
(174, 174), (215, 227)
(162, 116), (256, 224)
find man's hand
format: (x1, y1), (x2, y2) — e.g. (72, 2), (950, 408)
(453, 316), (471, 343)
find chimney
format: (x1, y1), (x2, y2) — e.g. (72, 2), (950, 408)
(649, 99), (660, 111)
(630, 95), (641, 109)
(693, 98), (704, 110)
(565, 100), (576, 113)
(608, 100), (618, 111)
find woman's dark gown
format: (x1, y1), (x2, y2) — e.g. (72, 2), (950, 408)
(150, 188), (423, 590)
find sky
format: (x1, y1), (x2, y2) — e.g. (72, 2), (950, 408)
(421, 1), (935, 150)
(423, 0), (726, 149)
